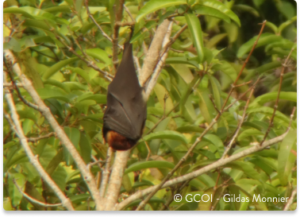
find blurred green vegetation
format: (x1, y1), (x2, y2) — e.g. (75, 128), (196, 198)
(3, 0), (297, 211)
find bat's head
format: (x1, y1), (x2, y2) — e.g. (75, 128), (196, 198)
(104, 130), (137, 151)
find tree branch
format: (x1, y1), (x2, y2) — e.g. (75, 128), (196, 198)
(3, 73), (74, 211)
(4, 50), (103, 211)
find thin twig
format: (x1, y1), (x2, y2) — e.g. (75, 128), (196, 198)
(209, 95), (221, 114)
(120, 102), (296, 210)
(13, 179), (63, 208)
(4, 60), (40, 111)
(4, 50), (103, 210)
(146, 102), (179, 135)
(27, 132), (56, 142)
(84, 0), (122, 50)
(3, 73), (74, 211)
(220, 20), (266, 113)
(259, 47), (295, 146)
(117, 130), (291, 210)
(112, 0), (125, 71)
(55, 35), (112, 81)
(135, 21), (267, 210)
(283, 188), (297, 211)
(222, 87), (255, 158)
(124, 5), (134, 22)
(3, 82), (23, 88)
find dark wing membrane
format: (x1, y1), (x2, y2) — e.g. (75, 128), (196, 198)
(103, 92), (135, 139)
(104, 89), (146, 140)
(105, 42), (147, 139)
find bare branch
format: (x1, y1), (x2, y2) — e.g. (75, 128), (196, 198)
(112, 0), (125, 71)
(259, 46), (295, 146)
(104, 150), (130, 210)
(283, 188), (297, 211)
(4, 59), (40, 111)
(4, 50), (103, 210)
(135, 21), (267, 210)
(84, 0), (122, 50)
(13, 179), (63, 208)
(220, 20), (266, 112)
(144, 21), (173, 99)
(139, 19), (171, 87)
(55, 35), (112, 81)
(117, 130), (290, 210)
(27, 132), (56, 142)
(222, 87), (255, 158)
(3, 73), (74, 211)
(124, 5), (134, 22)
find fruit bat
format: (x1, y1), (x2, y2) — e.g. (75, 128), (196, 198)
(102, 33), (147, 151)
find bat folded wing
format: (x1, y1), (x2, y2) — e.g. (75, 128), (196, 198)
(103, 92), (145, 141)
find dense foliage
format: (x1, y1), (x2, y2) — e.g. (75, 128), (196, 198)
(3, 0), (297, 211)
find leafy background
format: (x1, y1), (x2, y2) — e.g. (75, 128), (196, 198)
(3, 0), (297, 211)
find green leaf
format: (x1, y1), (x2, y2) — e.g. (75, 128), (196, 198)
(250, 91), (297, 106)
(143, 130), (188, 145)
(244, 61), (281, 81)
(265, 21), (278, 34)
(237, 128), (262, 142)
(63, 82), (87, 91)
(136, 0), (186, 22)
(79, 133), (92, 164)
(226, 161), (261, 180)
(5, 152), (28, 171)
(51, 166), (67, 191)
(44, 80), (70, 93)
(77, 93), (107, 104)
(66, 67), (90, 83)
(199, 0), (241, 26)
(44, 5), (71, 13)
(125, 161), (174, 174)
(278, 129), (296, 185)
(122, 174), (132, 192)
(3, 38), (22, 52)
(23, 19), (55, 32)
(180, 75), (199, 115)
(208, 74), (222, 110)
(4, 7), (35, 19)
(37, 87), (69, 102)
(63, 127), (81, 166)
(278, 16), (297, 35)
(247, 107), (294, 126)
(131, 21), (157, 43)
(232, 4), (259, 17)
(69, 194), (90, 203)
(203, 134), (224, 155)
(176, 125), (204, 133)
(206, 33), (227, 48)
(46, 149), (63, 176)
(43, 57), (78, 80)
(185, 13), (205, 63)
(165, 57), (199, 68)
(85, 48), (111, 65)
(237, 33), (282, 58)
(197, 88), (214, 124)
(212, 61), (237, 81)
(193, 5), (230, 23)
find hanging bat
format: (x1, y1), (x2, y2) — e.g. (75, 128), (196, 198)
(102, 32), (147, 151)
